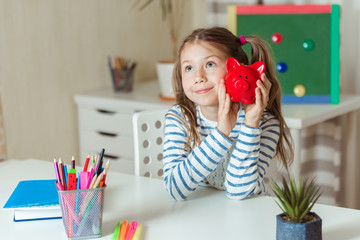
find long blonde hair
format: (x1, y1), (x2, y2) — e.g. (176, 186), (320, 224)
(171, 27), (293, 169)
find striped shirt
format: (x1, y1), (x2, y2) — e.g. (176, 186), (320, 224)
(163, 104), (280, 201)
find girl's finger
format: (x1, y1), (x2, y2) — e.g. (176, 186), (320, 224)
(257, 80), (269, 105)
(255, 87), (262, 107)
(260, 74), (272, 90)
(224, 93), (231, 112)
(218, 80), (225, 106)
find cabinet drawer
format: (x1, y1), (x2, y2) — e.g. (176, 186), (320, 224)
(80, 130), (134, 159)
(78, 108), (134, 136)
(79, 149), (134, 174)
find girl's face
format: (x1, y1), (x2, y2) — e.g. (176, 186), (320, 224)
(180, 42), (227, 107)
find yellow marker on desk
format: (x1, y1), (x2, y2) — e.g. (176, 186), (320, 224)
(132, 223), (143, 240)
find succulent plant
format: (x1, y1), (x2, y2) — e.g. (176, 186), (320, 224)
(272, 175), (321, 222)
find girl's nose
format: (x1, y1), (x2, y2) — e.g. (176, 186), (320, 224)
(194, 70), (206, 84)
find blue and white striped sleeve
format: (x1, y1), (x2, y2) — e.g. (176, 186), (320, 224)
(163, 107), (233, 201)
(225, 115), (280, 200)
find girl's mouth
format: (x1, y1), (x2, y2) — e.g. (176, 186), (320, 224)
(195, 87), (212, 94)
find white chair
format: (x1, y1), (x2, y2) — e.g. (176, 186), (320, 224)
(133, 108), (169, 179)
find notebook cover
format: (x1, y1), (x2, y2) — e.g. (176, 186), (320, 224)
(3, 179), (59, 209)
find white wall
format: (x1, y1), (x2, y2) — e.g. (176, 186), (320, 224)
(0, 0), (196, 161)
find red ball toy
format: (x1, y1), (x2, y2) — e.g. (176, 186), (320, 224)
(271, 32), (283, 44)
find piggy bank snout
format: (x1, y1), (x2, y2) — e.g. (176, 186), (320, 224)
(234, 79), (250, 92)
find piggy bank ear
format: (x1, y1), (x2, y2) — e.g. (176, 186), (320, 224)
(226, 57), (241, 71)
(250, 61), (265, 75)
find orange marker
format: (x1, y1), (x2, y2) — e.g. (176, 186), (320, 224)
(119, 220), (130, 240)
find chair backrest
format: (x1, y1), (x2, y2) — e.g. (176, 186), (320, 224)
(133, 108), (168, 179)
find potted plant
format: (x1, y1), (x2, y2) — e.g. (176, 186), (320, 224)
(272, 175), (322, 240)
(135, 0), (186, 100)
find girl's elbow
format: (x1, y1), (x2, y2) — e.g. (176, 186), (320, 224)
(226, 191), (249, 201)
(164, 180), (188, 201)
(225, 185), (259, 200)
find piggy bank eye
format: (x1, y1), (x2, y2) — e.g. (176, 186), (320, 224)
(239, 75), (242, 78)
(245, 76), (248, 79)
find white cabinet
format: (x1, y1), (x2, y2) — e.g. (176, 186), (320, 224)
(74, 80), (173, 174)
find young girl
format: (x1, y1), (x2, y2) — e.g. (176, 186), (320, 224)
(163, 27), (293, 201)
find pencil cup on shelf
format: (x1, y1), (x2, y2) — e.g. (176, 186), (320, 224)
(111, 68), (135, 92)
(57, 186), (106, 240)
(108, 56), (137, 92)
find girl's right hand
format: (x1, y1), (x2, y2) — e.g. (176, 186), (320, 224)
(217, 79), (239, 137)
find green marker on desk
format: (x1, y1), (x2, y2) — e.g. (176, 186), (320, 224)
(111, 221), (121, 240)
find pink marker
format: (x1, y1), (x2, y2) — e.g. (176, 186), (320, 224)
(125, 221), (138, 240)
(80, 171), (89, 190)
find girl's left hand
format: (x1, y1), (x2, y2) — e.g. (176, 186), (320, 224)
(243, 73), (271, 127)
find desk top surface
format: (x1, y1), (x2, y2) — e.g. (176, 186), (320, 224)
(75, 80), (360, 129)
(2, 159), (360, 240)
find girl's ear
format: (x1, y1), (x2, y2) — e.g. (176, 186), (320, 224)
(226, 57), (241, 71)
(250, 61), (265, 75)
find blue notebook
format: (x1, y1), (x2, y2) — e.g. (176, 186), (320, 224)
(3, 179), (59, 209)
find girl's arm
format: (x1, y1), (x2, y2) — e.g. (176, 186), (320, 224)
(163, 107), (233, 201)
(225, 73), (277, 200)
(225, 115), (280, 200)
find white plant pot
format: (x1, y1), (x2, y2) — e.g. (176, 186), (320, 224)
(156, 61), (175, 100)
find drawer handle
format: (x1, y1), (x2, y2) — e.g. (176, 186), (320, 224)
(103, 154), (120, 160)
(97, 131), (118, 137)
(96, 109), (116, 115)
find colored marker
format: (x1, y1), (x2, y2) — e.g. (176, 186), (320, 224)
(86, 168), (94, 189)
(111, 221), (121, 240)
(119, 220), (130, 240)
(125, 221), (138, 240)
(132, 224), (143, 240)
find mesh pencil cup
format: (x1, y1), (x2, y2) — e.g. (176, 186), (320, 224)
(111, 68), (135, 92)
(57, 186), (106, 240)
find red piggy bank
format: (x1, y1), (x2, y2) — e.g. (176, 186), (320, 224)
(225, 57), (265, 104)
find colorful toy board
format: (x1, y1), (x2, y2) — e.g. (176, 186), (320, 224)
(227, 4), (340, 104)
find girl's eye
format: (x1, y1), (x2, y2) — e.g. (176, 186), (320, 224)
(206, 62), (216, 68)
(185, 66), (193, 72)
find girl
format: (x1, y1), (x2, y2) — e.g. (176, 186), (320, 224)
(163, 27), (293, 201)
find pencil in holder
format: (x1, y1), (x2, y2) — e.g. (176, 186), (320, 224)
(57, 186), (106, 240)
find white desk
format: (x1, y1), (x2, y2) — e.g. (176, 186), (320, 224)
(1, 159), (360, 240)
(282, 94), (360, 177)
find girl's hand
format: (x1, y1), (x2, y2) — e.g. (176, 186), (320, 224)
(243, 73), (271, 127)
(217, 79), (240, 137)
